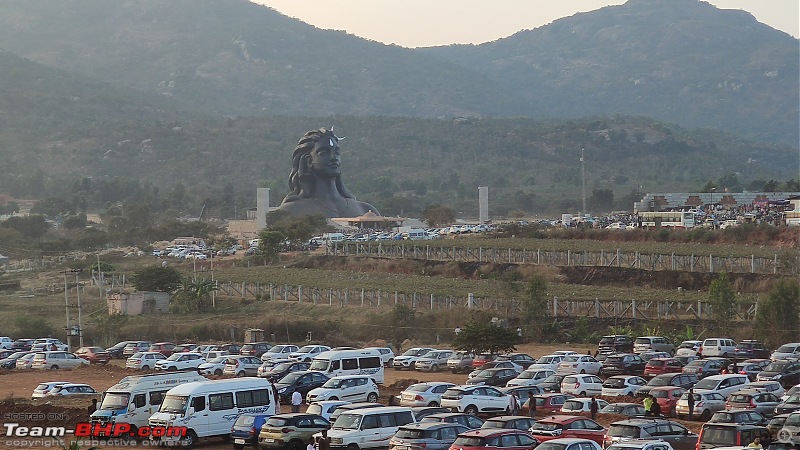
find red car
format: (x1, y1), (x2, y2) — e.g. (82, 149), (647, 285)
(473, 354), (497, 369)
(450, 428), (538, 450)
(643, 358), (684, 378)
(649, 386), (685, 416)
(532, 393), (575, 412)
(528, 415), (607, 445)
(74, 346), (111, 364)
(149, 342), (176, 356)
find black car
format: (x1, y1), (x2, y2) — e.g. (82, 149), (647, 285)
(599, 335), (634, 354)
(757, 360), (800, 388)
(601, 353), (647, 376)
(240, 342), (272, 358)
(498, 353), (536, 369)
(411, 406), (451, 421)
(481, 416), (537, 432)
(0, 351), (31, 369)
(466, 368), (519, 386)
(420, 413), (485, 430)
(682, 358), (728, 379)
(709, 409), (767, 426)
(273, 370), (329, 403)
(11, 339), (35, 352)
(540, 374), (567, 393)
(637, 373), (698, 397)
(776, 394), (800, 415)
(0, 350), (13, 360)
(734, 361), (771, 381)
(606, 418), (698, 450)
(734, 340), (771, 360)
(259, 361), (310, 381)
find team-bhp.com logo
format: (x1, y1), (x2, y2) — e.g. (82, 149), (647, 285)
(4, 422), (187, 438)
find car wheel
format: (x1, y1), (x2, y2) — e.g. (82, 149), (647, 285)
(580, 391), (587, 397)
(464, 405), (479, 415)
(387, 359), (393, 367)
(50, 365), (59, 370)
(237, 371), (245, 377)
(580, 369), (586, 374)
(330, 397), (338, 401)
(367, 392), (379, 403)
(181, 430), (198, 448)
(214, 369), (222, 376)
(289, 439), (304, 450)
(347, 444), (359, 450)
(431, 364), (439, 373)
(168, 366), (177, 372)
(234, 445), (244, 450)
(428, 401), (439, 407)
(700, 409), (711, 421)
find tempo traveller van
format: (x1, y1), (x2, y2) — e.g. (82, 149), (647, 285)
(309, 349), (385, 383)
(320, 406), (415, 449)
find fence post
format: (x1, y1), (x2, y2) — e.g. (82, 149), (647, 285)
(553, 296), (558, 316)
(691, 254), (694, 272)
(537, 249), (540, 265)
(431, 294), (434, 310)
(361, 289), (365, 306)
(567, 250), (571, 266)
(595, 298), (600, 318)
(479, 247), (482, 262)
(298, 285), (302, 303)
(710, 254), (713, 273)
(751, 255), (755, 273)
(774, 254), (778, 274)
(395, 292), (398, 305)
(632, 300), (636, 319)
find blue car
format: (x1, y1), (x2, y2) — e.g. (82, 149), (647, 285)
(231, 413), (270, 450)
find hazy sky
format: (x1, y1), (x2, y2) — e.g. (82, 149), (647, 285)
(253, 0), (799, 48)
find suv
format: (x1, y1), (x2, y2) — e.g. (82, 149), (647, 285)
(261, 344), (300, 362)
(700, 338), (737, 358)
(240, 342), (272, 358)
(393, 347), (434, 371)
(258, 413), (330, 450)
(634, 337), (676, 355)
(757, 360), (800, 387)
(448, 351), (475, 374)
(643, 358), (684, 378)
(735, 341), (771, 360)
(440, 385), (513, 415)
(306, 375), (380, 404)
(122, 341), (152, 358)
(415, 350), (454, 372)
(604, 418), (697, 450)
(0, 337), (13, 350)
(601, 353), (646, 376)
(148, 342), (176, 356)
(697, 423), (768, 450)
(528, 415), (606, 445)
(682, 358), (729, 379)
(709, 409), (767, 425)
(693, 373), (750, 398)
(599, 335), (634, 354)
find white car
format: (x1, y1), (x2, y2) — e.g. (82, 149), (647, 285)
(306, 400), (350, 421)
(154, 352), (205, 371)
(261, 344), (300, 362)
(365, 347), (396, 367)
(32, 381), (69, 398)
(414, 350), (454, 372)
(561, 397), (610, 413)
(536, 438), (603, 450)
(31, 351), (89, 370)
(560, 374), (604, 396)
(556, 354), (602, 374)
(0, 337), (12, 350)
(528, 355), (566, 371)
(439, 384), (513, 415)
(782, 384), (800, 401)
(772, 343), (800, 361)
(306, 375), (380, 403)
(399, 382), (455, 407)
(601, 376), (647, 397)
(197, 356), (227, 376)
(676, 340), (702, 357)
(506, 369), (556, 387)
(125, 351), (166, 370)
(605, 439), (675, 450)
(675, 391), (727, 420)
(49, 383), (98, 396)
(749, 380), (785, 398)
(288, 345), (331, 362)
(393, 347), (434, 370)
(692, 374), (750, 398)
(32, 338), (69, 351)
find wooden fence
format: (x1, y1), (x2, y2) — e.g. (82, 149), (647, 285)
(327, 243), (781, 274)
(216, 281), (757, 321)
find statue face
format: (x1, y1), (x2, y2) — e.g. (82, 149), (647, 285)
(309, 137), (341, 177)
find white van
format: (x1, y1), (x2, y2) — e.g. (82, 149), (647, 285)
(322, 233), (346, 244)
(309, 349), (385, 383)
(148, 378), (275, 446)
(700, 338), (736, 358)
(90, 372), (206, 432)
(403, 229), (430, 240)
(321, 406), (415, 449)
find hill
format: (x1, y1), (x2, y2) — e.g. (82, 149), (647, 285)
(0, 0), (795, 145)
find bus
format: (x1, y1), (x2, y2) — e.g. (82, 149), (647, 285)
(639, 210), (697, 229)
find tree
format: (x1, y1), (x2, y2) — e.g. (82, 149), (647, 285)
(521, 275), (550, 337)
(171, 277), (217, 314)
(588, 189), (614, 212)
(708, 272), (736, 326)
(452, 321), (518, 355)
(0, 201), (19, 215)
(266, 211), (328, 247)
(131, 265), (181, 292)
(423, 205), (455, 227)
(753, 279), (799, 349)
(258, 230), (287, 261)
(30, 197), (73, 218)
(0, 215), (50, 239)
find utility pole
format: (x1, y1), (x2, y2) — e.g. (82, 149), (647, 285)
(63, 271), (71, 351)
(580, 148), (587, 214)
(75, 271), (83, 348)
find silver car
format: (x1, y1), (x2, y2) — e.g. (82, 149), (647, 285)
(415, 350), (454, 372)
(726, 389), (781, 418)
(400, 382), (456, 407)
(675, 391), (727, 421)
(389, 422), (469, 450)
(223, 355), (262, 377)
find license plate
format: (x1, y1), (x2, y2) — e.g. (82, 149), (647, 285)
(235, 439), (246, 444)
(263, 438), (275, 443)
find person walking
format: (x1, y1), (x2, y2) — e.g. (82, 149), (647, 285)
(291, 390), (303, 413)
(651, 396), (662, 416)
(687, 389), (695, 420)
(317, 429), (331, 450)
(528, 391), (537, 418)
(643, 394), (654, 416)
(510, 392), (519, 415)
(590, 397), (599, 421)
(273, 384), (282, 414)
(88, 398), (98, 415)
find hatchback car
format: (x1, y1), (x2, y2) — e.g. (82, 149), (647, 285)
(497, 353), (537, 370)
(32, 381), (69, 398)
(757, 360), (800, 388)
(481, 416), (537, 432)
(634, 337), (676, 355)
(125, 351), (166, 370)
(556, 355), (602, 375)
(507, 369), (556, 388)
(736, 361), (771, 381)
(240, 342), (272, 358)
(31, 351), (89, 370)
(440, 385), (513, 415)
(197, 355), (227, 376)
(154, 352), (205, 371)
(223, 355), (263, 377)
(288, 345), (331, 363)
(394, 347), (435, 370)
(274, 370), (330, 403)
(11, 339), (35, 352)
(148, 342), (176, 356)
(681, 358), (728, 379)
(644, 358), (684, 378)
(726, 389), (781, 418)
(261, 344), (300, 362)
(122, 341), (152, 358)
(421, 413), (485, 430)
(306, 375), (380, 403)
(560, 374), (603, 396)
(638, 373), (697, 397)
(528, 415), (606, 445)
(416, 350), (455, 373)
(49, 383), (98, 396)
(772, 344), (800, 361)
(74, 346), (111, 364)
(390, 422), (468, 450)
(560, 398), (609, 413)
(467, 368), (520, 387)
(776, 393), (800, 415)
(601, 354), (647, 376)
(541, 374), (569, 393)
(231, 413), (269, 449)
(709, 409), (767, 426)
(105, 340), (135, 359)
(400, 382), (456, 407)
(650, 386), (686, 416)
(258, 360), (310, 381)
(604, 419), (697, 450)
(450, 428), (538, 450)
(602, 376), (647, 397)
(258, 413), (330, 450)
(676, 340), (702, 357)
(600, 403), (646, 418)
(15, 352), (37, 369)
(468, 361), (523, 379)
(530, 393), (574, 413)
(472, 354), (498, 369)
(448, 351), (476, 374)
(529, 355), (566, 372)
(675, 391), (727, 420)
(599, 336), (634, 354)
(735, 341), (771, 360)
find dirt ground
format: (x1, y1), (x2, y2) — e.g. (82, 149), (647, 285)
(0, 343), (699, 450)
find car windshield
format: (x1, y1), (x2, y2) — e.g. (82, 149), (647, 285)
(651, 390), (669, 398)
(536, 443), (568, 450)
(408, 384), (431, 392)
(530, 422), (561, 431)
(563, 376), (578, 384)
(786, 394), (800, 403)
(563, 356), (580, 362)
(680, 342), (698, 348)
(711, 412), (737, 422)
(476, 370), (494, 378)
(99, 392), (130, 410)
(608, 425), (641, 437)
(563, 400), (584, 410)
(765, 363), (787, 371)
(208, 356), (226, 363)
(729, 394), (751, 403)
(296, 346), (315, 353)
(166, 354), (182, 361)
(421, 351), (438, 359)
(600, 337), (617, 344)
(333, 413), (362, 430)
(605, 356), (624, 363)
(700, 427), (736, 445)
(635, 338), (651, 344)
(517, 371), (535, 379)
(322, 378), (346, 389)
(309, 359), (329, 371)
(394, 429), (426, 439)
(648, 360), (665, 366)
(159, 395), (188, 414)
(453, 437), (485, 446)
(130, 352), (143, 358)
(604, 378), (626, 388)
(234, 415), (256, 427)
(687, 360), (705, 367)
(543, 375), (564, 383)
(278, 372), (305, 385)
(265, 417), (290, 427)
(273, 362), (292, 371)
(649, 376), (673, 387)
(776, 345), (798, 353)
(538, 356), (557, 363)
(602, 405), (625, 413)
(402, 349), (421, 356)
(694, 379), (720, 390)
(785, 414), (800, 427)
